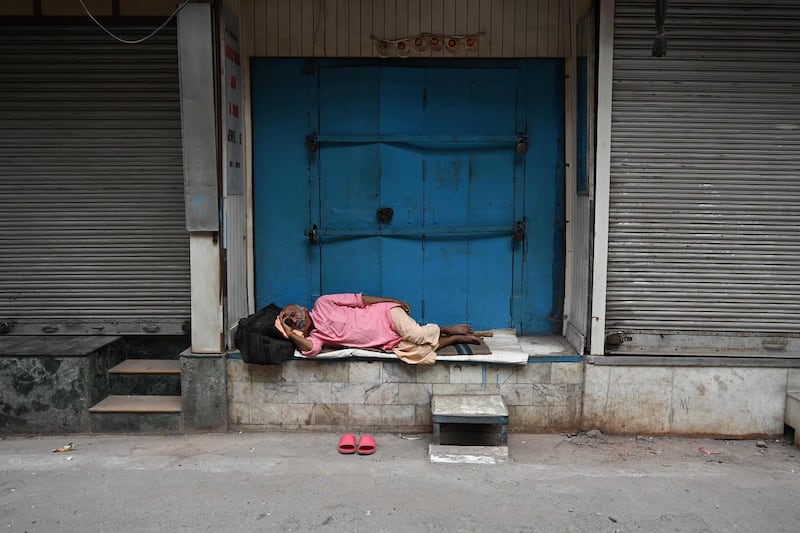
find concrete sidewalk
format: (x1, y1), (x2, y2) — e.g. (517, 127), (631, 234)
(1, 431), (798, 532)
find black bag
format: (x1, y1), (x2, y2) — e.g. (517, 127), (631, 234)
(234, 303), (296, 365)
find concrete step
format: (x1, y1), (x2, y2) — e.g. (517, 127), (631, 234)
(107, 359), (182, 396)
(108, 373), (181, 396)
(786, 391), (800, 446)
(109, 359), (181, 375)
(90, 395), (181, 413)
(89, 395), (182, 434)
(431, 394), (509, 447)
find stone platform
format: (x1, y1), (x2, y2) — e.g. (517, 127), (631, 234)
(0, 336), (125, 434)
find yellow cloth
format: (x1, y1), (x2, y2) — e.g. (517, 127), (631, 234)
(389, 307), (440, 365)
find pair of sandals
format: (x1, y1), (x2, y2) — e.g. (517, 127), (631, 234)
(338, 433), (376, 455)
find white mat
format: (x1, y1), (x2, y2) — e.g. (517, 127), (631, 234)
(293, 329), (529, 365)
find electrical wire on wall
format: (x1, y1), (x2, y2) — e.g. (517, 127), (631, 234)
(79, 0), (191, 44)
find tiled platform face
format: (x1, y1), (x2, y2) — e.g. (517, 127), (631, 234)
(227, 359), (584, 433)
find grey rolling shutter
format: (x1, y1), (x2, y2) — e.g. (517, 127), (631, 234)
(606, 1), (800, 356)
(0, 25), (190, 336)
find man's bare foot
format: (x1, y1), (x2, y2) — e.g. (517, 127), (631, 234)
(440, 324), (474, 336)
(438, 334), (481, 348)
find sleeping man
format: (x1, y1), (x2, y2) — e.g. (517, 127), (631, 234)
(277, 293), (480, 365)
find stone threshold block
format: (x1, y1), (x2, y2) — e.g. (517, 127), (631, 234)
(429, 444), (509, 464)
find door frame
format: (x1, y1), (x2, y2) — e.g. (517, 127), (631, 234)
(251, 58), (565, 334)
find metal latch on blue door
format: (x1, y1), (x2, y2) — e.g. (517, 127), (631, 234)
(513, 220), (526, 242)
(304, 224), (318, 244)
(305, 222), (526, 243)
(307, 133), (525, 149)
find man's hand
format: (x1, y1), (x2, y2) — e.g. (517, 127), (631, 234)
(396, 300), (411, 314)
(278, 310), (304, 338)
(277, 310), (313, 352)
(274, 316), (290, 338)
(362, 295), (411, 314)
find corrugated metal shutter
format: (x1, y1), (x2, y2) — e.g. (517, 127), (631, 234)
(0, 25), (190, 336)
(606, 0), (800, 356)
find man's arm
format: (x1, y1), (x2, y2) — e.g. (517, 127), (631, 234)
(285, 329), (313, 354)
(361, 295), (411, 314)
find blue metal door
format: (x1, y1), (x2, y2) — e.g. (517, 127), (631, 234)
(313, 66), (521, 329)
(252, 59), (564, 334)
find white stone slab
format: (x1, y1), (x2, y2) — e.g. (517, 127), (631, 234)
(429, 444), (509, 464)
(517, 335), (578, 356)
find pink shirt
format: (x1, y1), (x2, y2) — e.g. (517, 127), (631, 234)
(303, 293), (401, 356)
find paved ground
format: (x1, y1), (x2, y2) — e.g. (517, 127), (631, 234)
(1, 431), (798, 532)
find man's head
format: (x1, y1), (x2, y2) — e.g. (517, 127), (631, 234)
(282, 304), (311, 335)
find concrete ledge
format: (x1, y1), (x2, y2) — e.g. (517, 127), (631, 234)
(786, 391), (800, 446)
(181, 350), (227, 432)
(0, 335), (122, 357)
(587, 356), (800, 367)
(584, 364), (788, 436)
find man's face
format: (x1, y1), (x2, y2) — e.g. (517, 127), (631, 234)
(283, 304), (309, 333)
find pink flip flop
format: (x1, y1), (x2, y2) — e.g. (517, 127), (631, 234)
(338, 433), (357, 454)
(357, 434), (376, 455)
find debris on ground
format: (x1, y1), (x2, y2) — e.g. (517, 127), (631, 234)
(52, 442), (74, 453)
(398, 434), (425, 440)
(586, 429), (603, 438)
(698, 447), (720, 455)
